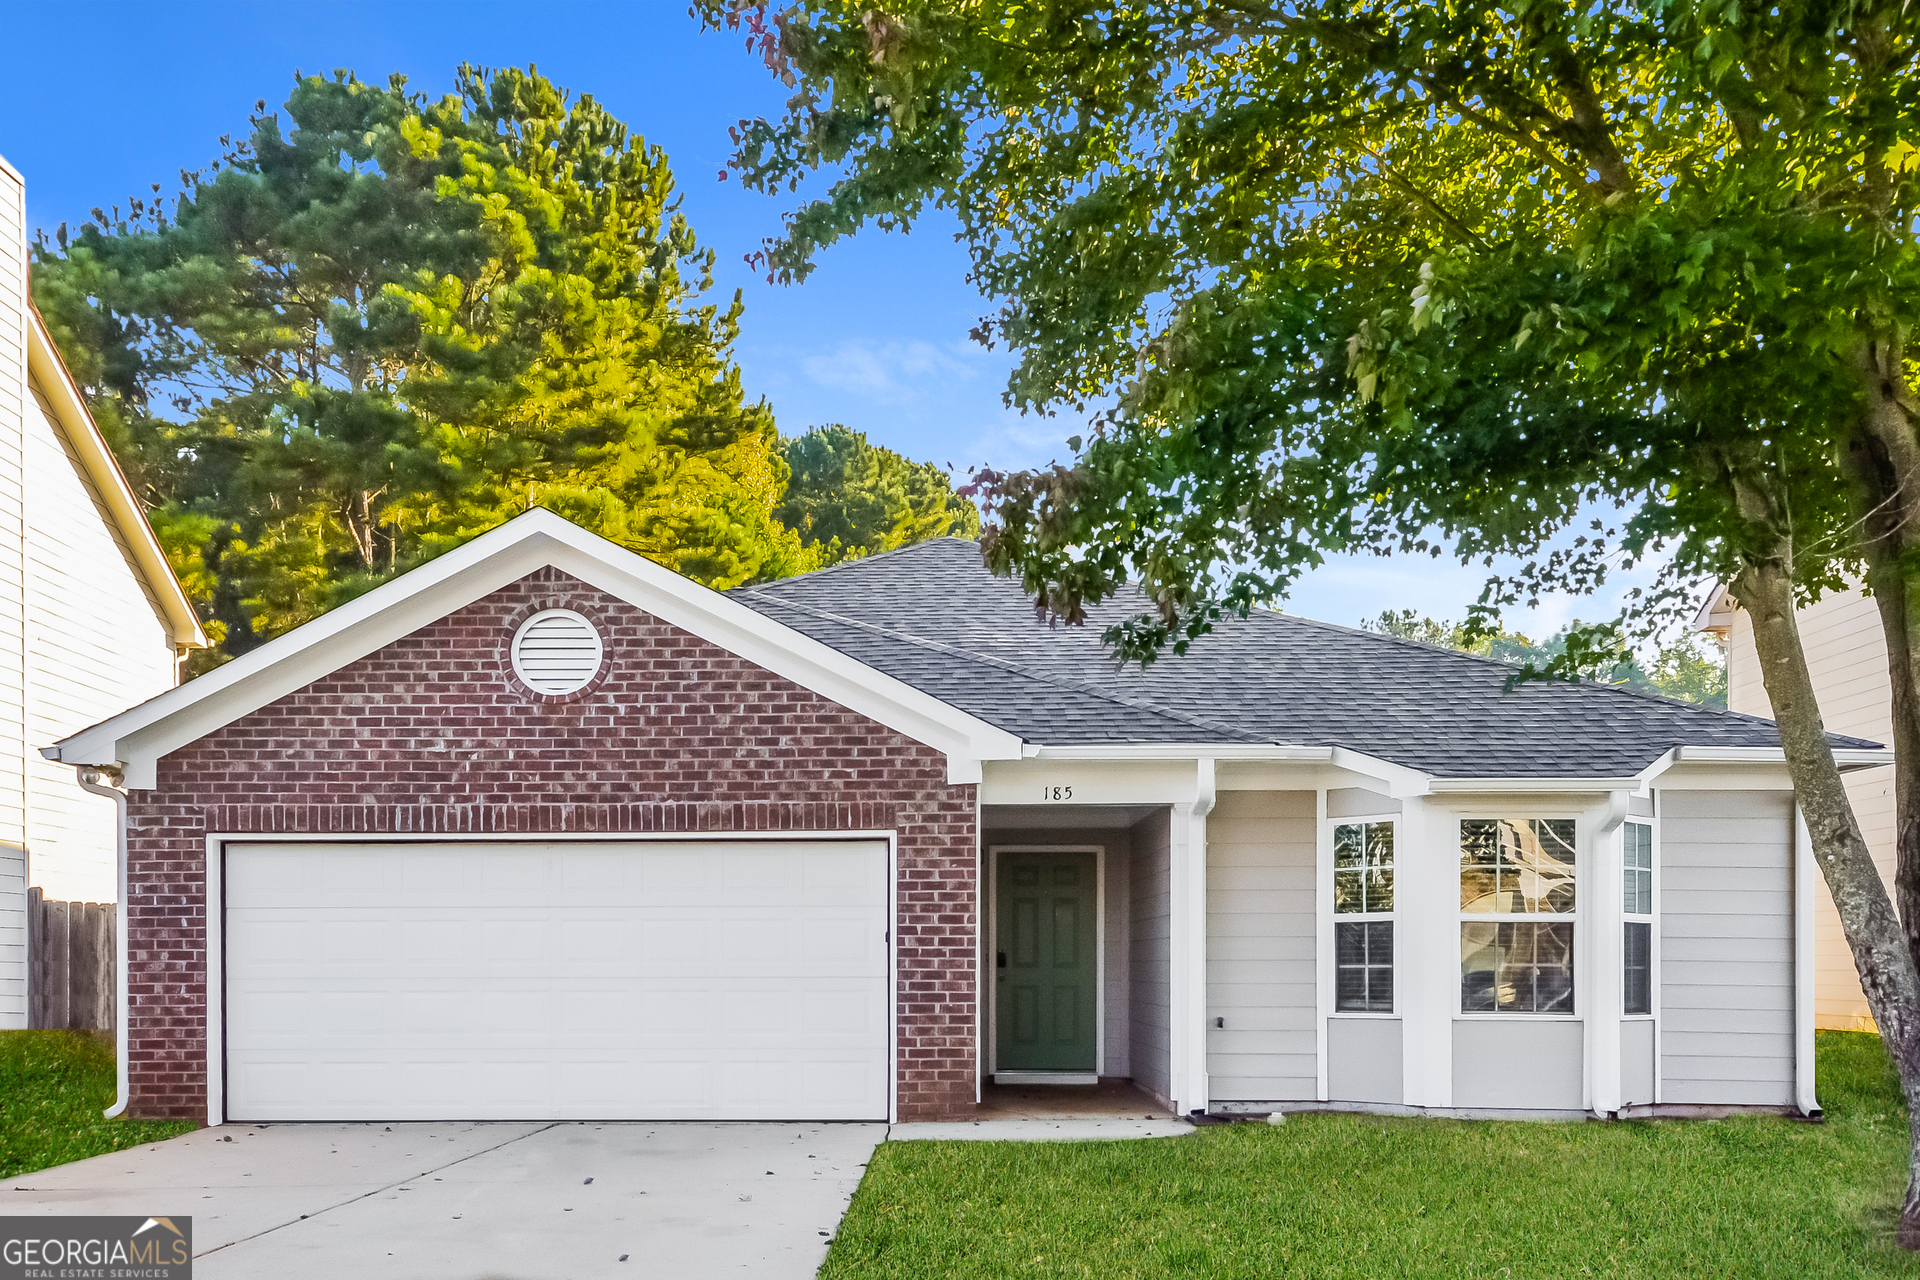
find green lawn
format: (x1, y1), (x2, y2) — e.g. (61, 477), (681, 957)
(0, 1031), (195, 1180)
(826, 1031), (1920, 1279)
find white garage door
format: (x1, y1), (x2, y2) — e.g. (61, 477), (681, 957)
(222, 839), (889, 1121)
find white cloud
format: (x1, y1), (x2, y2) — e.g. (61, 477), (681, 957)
(800, 339), (980, 404)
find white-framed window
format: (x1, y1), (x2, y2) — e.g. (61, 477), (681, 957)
(1460, 818), (1576, 1014)
(1623, 820), (1654, 1017)
(1333, 820), (1395, 1012)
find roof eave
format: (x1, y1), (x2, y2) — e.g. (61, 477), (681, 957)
(53, 510), (1024, 787)
(26, 306), (206, 651)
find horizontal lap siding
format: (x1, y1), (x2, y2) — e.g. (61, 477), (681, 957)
(123, 568), (978, 1120)
(1659, 788), (1796, 1106)
(1727, 597), (1891, 1030)
(25, 382), (176, 904)
(0, 166), (26, 1027)
(1206, 790), (1315, 1102)
(1130, 810), (1171, 1101)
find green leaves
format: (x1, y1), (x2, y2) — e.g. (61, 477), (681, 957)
(717, 0), (1920, 661)
(35, 64), (813, 667)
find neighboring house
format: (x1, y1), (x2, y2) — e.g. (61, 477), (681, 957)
(1697, 583), (1892, 1031)
(0, 157), (207, 1028)
(49, 509), (1881, 1124)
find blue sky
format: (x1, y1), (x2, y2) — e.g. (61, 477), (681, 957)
(0, 0), (1671, 637)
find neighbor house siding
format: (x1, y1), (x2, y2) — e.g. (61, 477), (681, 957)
(1658, 787), (1797, 1105)
(24, 382), (175, 904)
(1726, 595), (1891, 1030)
(1129, 808), (1172, 1103)
(0, 163), (28, 1027)
(1205, 789), (1316, 1102)
(118, 567), (979, 1121)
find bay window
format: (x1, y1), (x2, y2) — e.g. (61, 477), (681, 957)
(1460, 818), (1576, 1013)
(1623, 820), (1653, 1016)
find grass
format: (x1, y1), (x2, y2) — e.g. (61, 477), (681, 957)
(824, 1031), (1920, 1279)
(0, 1030), (195, 1180)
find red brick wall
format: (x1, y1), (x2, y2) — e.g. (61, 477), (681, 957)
(123, 567), (978, 1121)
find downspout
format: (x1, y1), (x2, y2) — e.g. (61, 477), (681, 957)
(75, 765), (129, 1119)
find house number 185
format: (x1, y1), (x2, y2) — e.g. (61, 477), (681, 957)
(1041, 786), (1073, 800)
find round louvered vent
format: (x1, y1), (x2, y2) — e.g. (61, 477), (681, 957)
(510, 609), (604, 695)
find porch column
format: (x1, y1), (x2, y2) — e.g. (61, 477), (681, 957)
(1589, 791), (1630, 1116)
(1399, 794), (1452, 1108)
(1168, 759), (1215, 1115)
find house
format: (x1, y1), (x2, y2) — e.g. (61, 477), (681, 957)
(1697, 583), (1893, 1031)
(0, 157), (205, 1029)
(46, 510), (1883, 1124)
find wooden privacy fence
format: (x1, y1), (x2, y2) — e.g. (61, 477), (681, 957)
(27, 888), (114, 1031)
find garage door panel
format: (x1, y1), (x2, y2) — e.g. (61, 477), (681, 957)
(224, 840), (890, 1121)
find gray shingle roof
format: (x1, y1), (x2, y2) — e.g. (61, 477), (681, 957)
(733, 537), (1881, 778)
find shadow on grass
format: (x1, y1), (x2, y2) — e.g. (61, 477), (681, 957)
(0, 1030), (195, 1180)
(824, 1031), (1920, 1279)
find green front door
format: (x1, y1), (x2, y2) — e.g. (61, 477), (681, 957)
(996, 850), (1098, 1072)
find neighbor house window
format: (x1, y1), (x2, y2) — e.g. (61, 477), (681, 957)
(1334, 821), (1394, 1012)
(1623, 820), (1653, 1016)
(1460, 818), (1576, 1014)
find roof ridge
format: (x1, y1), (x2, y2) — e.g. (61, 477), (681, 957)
(739, 589), (1273, 745)
(1248, 608), (1760, 723)
(745, 536), (980, 593)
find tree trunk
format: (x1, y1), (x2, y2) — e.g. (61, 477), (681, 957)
(1735, 553), (1920, 1246)
(1840, 338), (1920, 979)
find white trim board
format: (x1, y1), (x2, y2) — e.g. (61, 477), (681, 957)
(54, 510), (1023, 787)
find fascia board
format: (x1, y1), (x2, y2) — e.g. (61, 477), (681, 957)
(531, 536), (1021, 762)
(1673, 745), (1893, 767)
(1426, 776), (1642, 794)
(1028, 743), (1332, 761)
(55, 510), (1022, 786)
(26, 308), (207, 650)
(1327, 746), (1433, 799)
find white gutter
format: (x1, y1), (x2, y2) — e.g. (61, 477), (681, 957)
(74, 765), (129, 1119)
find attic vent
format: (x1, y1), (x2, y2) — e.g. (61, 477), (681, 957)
(511, 609), (604, 696)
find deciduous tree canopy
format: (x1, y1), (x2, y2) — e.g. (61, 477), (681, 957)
(709, 0), (1920, 1236)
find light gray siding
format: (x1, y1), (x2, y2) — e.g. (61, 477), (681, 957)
(1659, 789), (1796, 1106)
(1328, 787), (1400, 818)
(1329, 1018), (1402, 1104)
(1452, 1020), (1584, 1110)
(1622, 1019), (1655, 1107)
(0, 162), (26, 1029)
(1129, 810), (1171, 1100)
(1206, 790), (1316, 1101)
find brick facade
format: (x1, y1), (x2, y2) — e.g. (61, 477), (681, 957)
(122, 567), (978, 1121)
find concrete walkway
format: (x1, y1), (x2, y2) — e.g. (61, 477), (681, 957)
(3, 1121), (884, 1279)
(889, 1117), (1194, 1141)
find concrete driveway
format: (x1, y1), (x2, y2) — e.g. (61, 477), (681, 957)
(3, 1120), (884, 1279)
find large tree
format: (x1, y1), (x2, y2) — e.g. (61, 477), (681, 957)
(34, 64), (814, 666)
(778, 423), (979, 564)
(707, 0), (1920, 1239)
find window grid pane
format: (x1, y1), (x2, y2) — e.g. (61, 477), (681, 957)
(1623, 822), (1653, 916)
(1461, 921), (1575, 1014)
(1623, 921), (1652, 1015)
(1336, 920), (1394, 1012)
(1334, 822), (1394, 913)
(1460, 818), (1576, 914)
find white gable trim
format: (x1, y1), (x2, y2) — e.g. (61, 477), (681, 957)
(49, 509), (1024, 787)
(27, 306), (205, 651)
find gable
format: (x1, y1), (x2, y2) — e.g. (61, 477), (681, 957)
(51, 510), (1023, 788)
